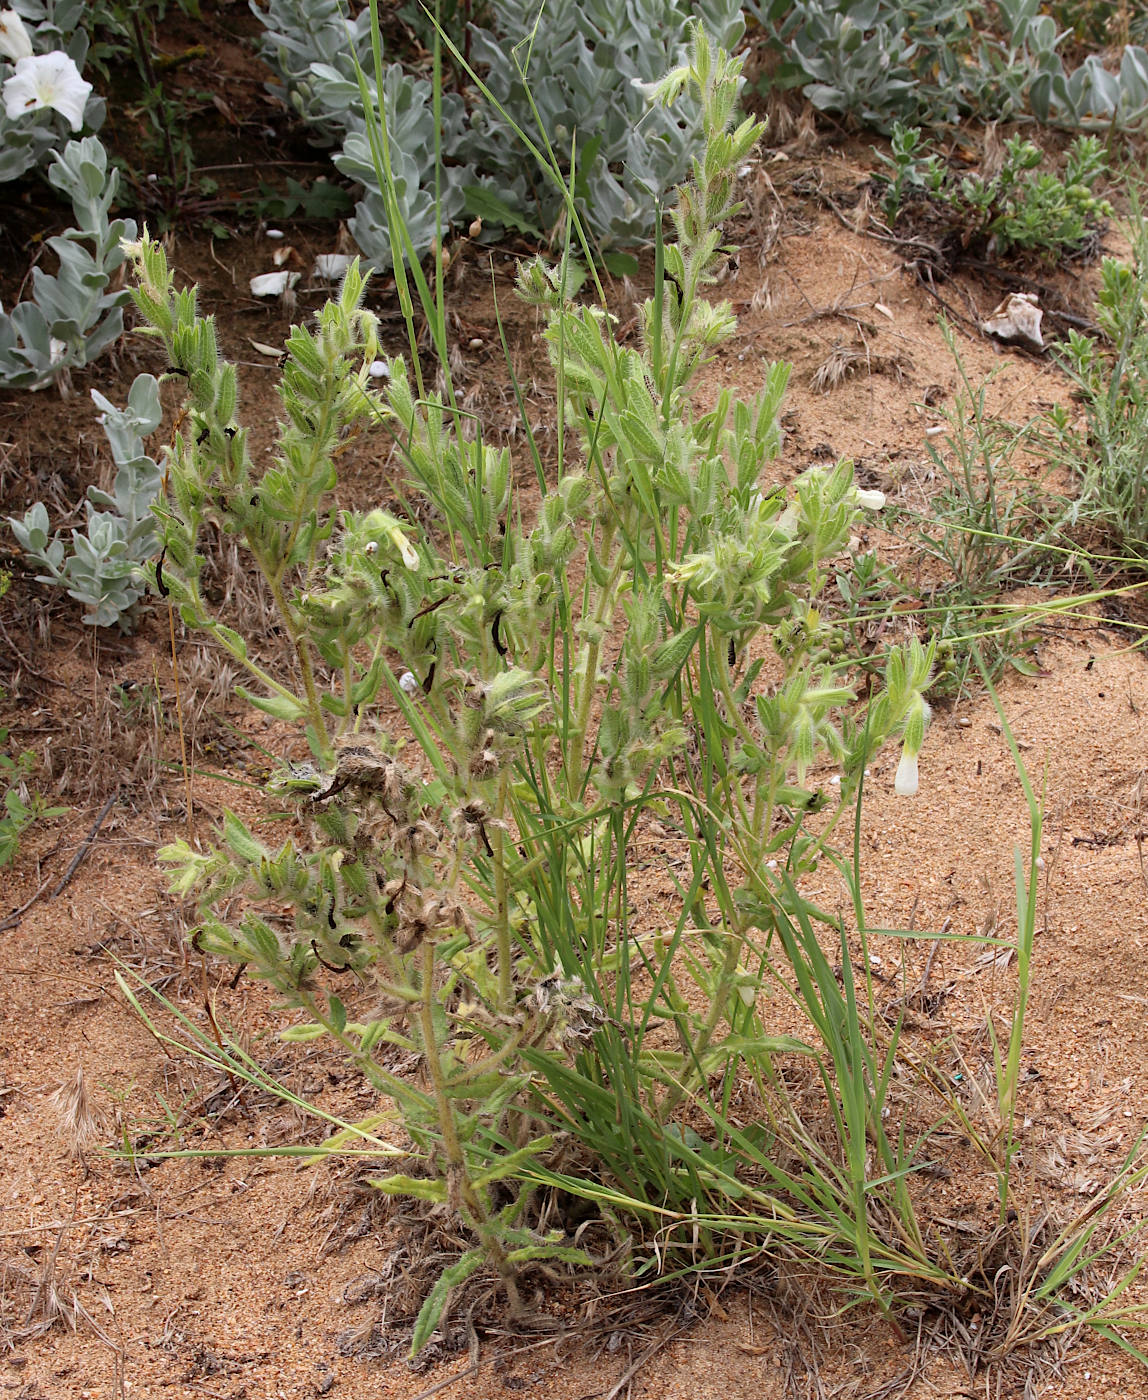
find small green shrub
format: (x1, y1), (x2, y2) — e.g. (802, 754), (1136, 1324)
(884, 324), (1067, 692)
(1048, 212), (1148, 556)
(877, 125), (1111, 258)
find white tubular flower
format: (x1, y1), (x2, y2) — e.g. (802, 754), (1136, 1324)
(893, 693), (930, 797)
(894, 748), (919, 797)
(3, 52), (92, 131)
(0, 10), (33, 62)
(362, 509), (418, 568)
(775, 504), (800, 534)
(855, 488), (886, 511)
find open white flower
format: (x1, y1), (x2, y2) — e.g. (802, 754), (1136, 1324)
(0, 9), (33, 62)
(894, 749), (919, 797)
(3, 51), (92, 131)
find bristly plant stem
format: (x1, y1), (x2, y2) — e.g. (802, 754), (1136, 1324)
(417, 938), (522, 1312)
(492, 771), (513, 1013)
(263, 568), (330, 760)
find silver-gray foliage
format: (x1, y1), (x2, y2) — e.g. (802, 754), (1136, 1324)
(752, 0), (1148, 135)
(252, 0), (467, 269)
(0, 137), (137, 392)
(319, 63), (469, 272)
(249, 0), (375, 145)
(251, 0), (743, 263)
(463, 0), (745, 247)
(8, 373), (163, 630)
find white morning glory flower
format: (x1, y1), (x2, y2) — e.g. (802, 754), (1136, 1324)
(0, 10), (33, 62)
(855, 488), (886, 511)
(3, 52), (92, 131)
(894, 748), (919, 797)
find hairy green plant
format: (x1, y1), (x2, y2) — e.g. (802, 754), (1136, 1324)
(111, 17), (1148, 1367)
(124, 28), (952, 1346)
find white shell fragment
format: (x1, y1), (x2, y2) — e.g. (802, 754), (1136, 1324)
(250, 271), (300, 297)
(981, 292), (1044, 351)
(313, 253), (352, 280)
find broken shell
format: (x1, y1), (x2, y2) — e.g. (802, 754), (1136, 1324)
(981, 292), (1043, 351)
(250, 271), (300, 297)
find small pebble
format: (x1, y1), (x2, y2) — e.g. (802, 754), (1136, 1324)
(468, 337), (484, 350)
(265, 228), (285, 239)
